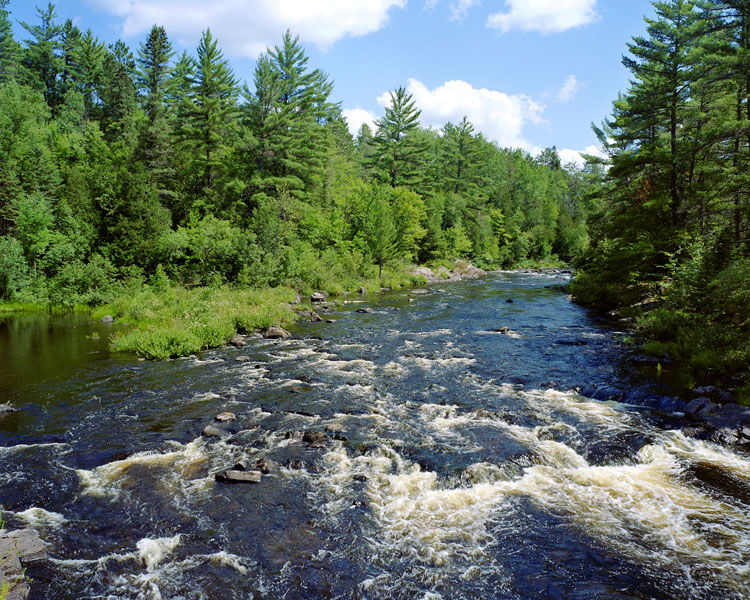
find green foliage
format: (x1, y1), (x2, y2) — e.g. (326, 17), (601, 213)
(0, 12), (598, 359)
(98, 283), (297, 359)
(0, 236), (27, 299)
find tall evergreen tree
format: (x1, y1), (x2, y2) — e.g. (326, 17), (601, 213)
(371, 86), (427, 189)
(137, 25), (175, 202)
(181, 28), (238, 208)
(0, 0), (20, 83)
(249, 31), (338, 202)
(20, 2), (62, 109)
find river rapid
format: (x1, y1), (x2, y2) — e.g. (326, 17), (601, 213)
(1, 271), (749, 599)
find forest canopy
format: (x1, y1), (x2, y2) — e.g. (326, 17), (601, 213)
(0, 1), (596, 304)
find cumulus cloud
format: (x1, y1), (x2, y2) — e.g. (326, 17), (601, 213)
(487, 0), (598, 33)
(558, 145), (607, 167)
(449, 0), (481, 22)
(376, 78), (544, 150)
(557, 74), (580, 102)
(343, 108), (378, 136)
(89, 0), (406, 57)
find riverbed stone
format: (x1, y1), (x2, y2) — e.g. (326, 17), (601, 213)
(230, 336), (246, 348)
(356, 307), (373, 313)
(202, 425), (228, 438)
(235, 356), (251, 363)
(215, 469), (261, 483)
(685, 397), (717, 419)
(254, 458), (279, 474)
(215, 412), (236, 422)
(303, 431), (328, 447)
(101, 315), (114, 323)
(264, 326), (290, 340)
(309, 312), (323, 322)
(311, 292), (326, 303)
(325, 422), (346, 433)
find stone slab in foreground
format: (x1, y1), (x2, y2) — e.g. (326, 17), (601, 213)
(0, 529), (48, 600)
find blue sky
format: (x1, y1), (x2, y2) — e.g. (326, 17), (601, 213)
(7, 0), (657, 165)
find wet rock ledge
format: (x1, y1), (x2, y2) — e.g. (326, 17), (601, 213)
(0, 529), (47, 600)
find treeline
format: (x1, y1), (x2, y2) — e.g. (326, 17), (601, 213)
(0, 1), (596, 304)
(574, 0), (750, 389)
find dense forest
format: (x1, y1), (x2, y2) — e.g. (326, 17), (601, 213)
(2, 0), (749, 391)
(573, 0), (750, 392)
(0, 1), (598, 307)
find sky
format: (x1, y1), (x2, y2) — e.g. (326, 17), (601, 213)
(7, 0), (658, 166)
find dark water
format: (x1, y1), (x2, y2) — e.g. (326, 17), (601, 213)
(1, 272), (749, 600)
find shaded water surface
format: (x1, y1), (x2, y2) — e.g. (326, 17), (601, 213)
(1, 273), (749, 599)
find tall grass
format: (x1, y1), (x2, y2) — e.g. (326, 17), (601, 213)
(92, 284), (298, 359)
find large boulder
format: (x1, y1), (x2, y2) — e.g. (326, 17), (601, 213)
(311, 292), (326, 303)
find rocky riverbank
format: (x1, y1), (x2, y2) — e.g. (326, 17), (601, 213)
(412, 261), (487, 283)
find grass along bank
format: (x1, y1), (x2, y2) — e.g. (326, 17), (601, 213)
(91, 285), (299, 360)
(88, 262), (431, 360)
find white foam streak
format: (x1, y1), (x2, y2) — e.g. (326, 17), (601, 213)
(16, 507), (67, 528)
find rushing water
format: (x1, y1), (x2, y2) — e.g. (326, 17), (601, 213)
(1, 272), (749, 600)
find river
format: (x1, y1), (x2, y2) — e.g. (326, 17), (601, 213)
(1, 271), (749, 599)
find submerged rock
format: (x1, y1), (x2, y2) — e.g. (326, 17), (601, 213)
(215, 412), (236, 423)
(101, 315), (114, 323)
(303, 431), (328, 448)
(325, 422), (346, 433)
(215, 469), (261, 483)
(235, 356), (251, 363)
(356, 307), (373, 313)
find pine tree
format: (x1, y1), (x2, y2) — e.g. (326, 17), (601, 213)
(137, 25), (175, 202)
(249, 31), (338, 201)
(181, 29), (238, 208)
(0, 0), (20, 83)
(20, 2), (63, 109)
(371, 86), (427, 189)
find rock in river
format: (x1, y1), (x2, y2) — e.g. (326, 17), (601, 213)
(215, 412), (236, 422)
(202, 425), (229, 438)
(264, 326), (290, 340)
(215, 469), (261, 484)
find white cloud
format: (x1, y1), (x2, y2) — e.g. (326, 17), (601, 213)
(487, 0), (598, 34)
(343, 108), (378, 136)
(449, 0), (481, 22)
(558, 144), (607, 167)
(377, 78), (544, 150)
(89, 0), (406, 57)
(423, 0), (439, 10)
(557, 74), (580, 102)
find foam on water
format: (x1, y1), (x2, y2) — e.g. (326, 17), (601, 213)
(15, 507), (67, 528)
